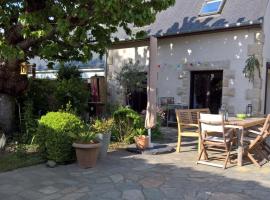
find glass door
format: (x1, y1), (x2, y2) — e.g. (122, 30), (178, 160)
(190, 71), (223, 114)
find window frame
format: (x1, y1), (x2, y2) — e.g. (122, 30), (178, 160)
(199, 0), (226, 16)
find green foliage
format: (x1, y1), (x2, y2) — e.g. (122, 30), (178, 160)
(134, 128), (146, 136)
(20, 100), (38, 144)
(105, 103), (122, 116)
(112, 107), (144, 143)
(92, 118), (114, 134)
(0, 0), (175, 63)
(23, 79), (58, 115)
(70, 129), (97, 144)
(55, 78), (89, 115)
(57, 65), (82, 80)
(116, 60), (147, 93)
(0, 153), (44, 172)
(243, 55), (261, 82)
(14, 143), (27, 158)
(36, 112), (85, 163)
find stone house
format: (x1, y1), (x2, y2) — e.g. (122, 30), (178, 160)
(107, 0), (270, 115)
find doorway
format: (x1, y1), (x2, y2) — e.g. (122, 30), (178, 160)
(190, 71), (223, 114)
(265, 64), (270, 114)
(126, 72), (147, 113)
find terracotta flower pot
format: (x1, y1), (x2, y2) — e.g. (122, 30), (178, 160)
(72, 142), (100, 168)
(135, 135), (150, 150)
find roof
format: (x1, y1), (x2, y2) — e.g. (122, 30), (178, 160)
(116, 0), (269, 40)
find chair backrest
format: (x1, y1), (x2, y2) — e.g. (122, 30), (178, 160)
(262, 114), (270, 135)
(175, 108), (210, 125)
(259, 114), (270, 140)
(249, 115), (270, 149)
(199, 113), (224, 134)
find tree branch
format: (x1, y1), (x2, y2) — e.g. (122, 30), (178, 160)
(17, 28), (56, 50)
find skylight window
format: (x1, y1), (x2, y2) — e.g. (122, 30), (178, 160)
(200, 0), (225, 16)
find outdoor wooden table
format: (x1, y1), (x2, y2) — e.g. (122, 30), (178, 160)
(225, 117), (265, 166)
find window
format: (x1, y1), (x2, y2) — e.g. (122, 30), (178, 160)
(200, 0), (225, 16)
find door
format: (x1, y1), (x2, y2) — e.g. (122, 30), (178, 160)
(127, 72), (147, 113)
(190, 71), (223, 114)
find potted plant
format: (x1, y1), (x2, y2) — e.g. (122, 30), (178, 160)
(72, 130), (100, 168)
(243, 55), (261, 82)
(92, 118), (114, 159)
(134, 128), (149, 150)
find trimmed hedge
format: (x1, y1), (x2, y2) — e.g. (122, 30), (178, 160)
(36, 112), (85, 163)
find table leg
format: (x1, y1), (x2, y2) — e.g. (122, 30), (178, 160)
(237, 128), (244, 166)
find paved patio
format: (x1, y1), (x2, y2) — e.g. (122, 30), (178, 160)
(1, 127), (270, 200)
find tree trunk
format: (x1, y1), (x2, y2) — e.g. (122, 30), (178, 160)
(0, 60), (28, 135)
(0, 94), (16, 134)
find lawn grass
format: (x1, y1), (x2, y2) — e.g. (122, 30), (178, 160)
(0, 153), (45, 172)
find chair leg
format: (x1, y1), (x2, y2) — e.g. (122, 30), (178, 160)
(198, 143), (208, 162)
(247, 152), (261, 167)
(256, 146), (269, 161)
(176, 134), (182, 153)
(224, 144), (232, 169)
(198, 137), (201, 154)
(197, 148), (204, 162)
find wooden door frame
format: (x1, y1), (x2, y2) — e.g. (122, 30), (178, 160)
(189, 70), (223, 110)
(264, 63), (270, 114)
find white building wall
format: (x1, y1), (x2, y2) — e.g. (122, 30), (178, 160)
(33, 69), (104, 79)
(108, 44), (149, 104)
(158, 29), (264, 114)
(108, 28), (263, 114)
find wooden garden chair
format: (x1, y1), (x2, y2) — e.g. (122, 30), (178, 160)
(197, 113), (235, 169)
(244, 114), (270, 167)
(175, 108), (210, 153)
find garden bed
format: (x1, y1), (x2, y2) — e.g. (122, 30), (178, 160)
(0, 152), (44, 172)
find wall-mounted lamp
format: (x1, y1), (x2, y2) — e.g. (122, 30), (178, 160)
(20, 62), (29, 75)
(20, 62), (34, 76)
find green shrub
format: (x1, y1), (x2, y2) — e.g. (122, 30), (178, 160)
(112, 107), (144, 143)
(36, 112), (85, 163)
(20, 100), (38, 144)
(23, 78), (58, 115)
(57, 65), (81, 81)
(55, 78), (89, 115)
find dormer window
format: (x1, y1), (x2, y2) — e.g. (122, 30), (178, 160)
(200, 0), (226, 16)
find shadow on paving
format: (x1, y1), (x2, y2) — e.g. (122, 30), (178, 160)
(0, 146), (270, 200)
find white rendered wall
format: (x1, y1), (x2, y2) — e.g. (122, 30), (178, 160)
(109, 29), (262, 113)
(157, 29), (258, 113)
(107, 44), (149, 104)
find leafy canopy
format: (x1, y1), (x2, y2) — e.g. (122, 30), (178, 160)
(0, 0), (175, 63)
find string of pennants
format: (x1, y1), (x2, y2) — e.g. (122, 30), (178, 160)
(157, 62), (203, 70)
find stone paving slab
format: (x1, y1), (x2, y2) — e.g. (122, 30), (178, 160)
(0, 127), (270, 200)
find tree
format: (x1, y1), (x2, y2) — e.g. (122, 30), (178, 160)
(0, 0), (175, 133)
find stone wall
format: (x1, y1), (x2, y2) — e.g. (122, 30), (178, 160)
(178, 60), (236, 113)
(245, 31), (264, 114)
